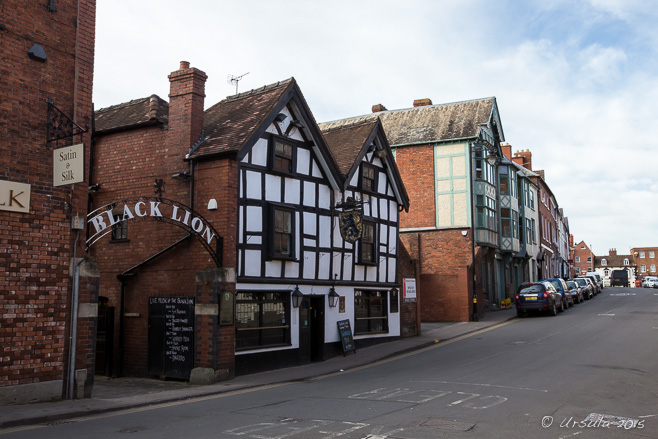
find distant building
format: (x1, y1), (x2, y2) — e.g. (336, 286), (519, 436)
(594, 249), (636, 287)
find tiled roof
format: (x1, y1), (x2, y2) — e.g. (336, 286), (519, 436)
(595, 255), (635, 267)
(321, 97), (497, 146)
(188, 79), (295, 159)
(95, 95), (168, 134)
(319, 118), (378, 177)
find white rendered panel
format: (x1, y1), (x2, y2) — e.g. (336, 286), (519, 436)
(244, 250), (261, 277)
(304, 212), (316, 235)
(319, 215), (331, 248)
(303, 181), (316, 207)
(343, 253), (354, 281)
(318, 184), (331, 210)
(297, 147), (310, 176)
(311, 159), (322, 178)
(303, 251), (316, 279)
(379, 198), (387, 221)
(265, 174), (281, 202)
(251, 138), (268, 167)
(284, 178), (301, 204)
(285, 261), (299, 278)
(246, 171), (262, 200)
(389, 202), (398, 222)
(265, 260), (282, 277)
(353, 264), (363, 282)
(317, 252), (330, 280)
(378, 172), (388, 195)
(246, 206), (262, 232)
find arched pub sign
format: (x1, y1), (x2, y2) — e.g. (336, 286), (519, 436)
(86, 197), (222, 267)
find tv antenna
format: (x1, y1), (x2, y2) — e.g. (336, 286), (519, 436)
(227, 72), (249, 94)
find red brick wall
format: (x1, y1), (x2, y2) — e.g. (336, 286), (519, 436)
(401, 229), (473, 322)
(0, 0), (95, 398)
(395, 144), (435, 229)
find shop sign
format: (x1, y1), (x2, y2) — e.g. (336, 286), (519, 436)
(403, 278), (417, 302)
(0, 180), (31, 213)
(53, 143), (84, 186)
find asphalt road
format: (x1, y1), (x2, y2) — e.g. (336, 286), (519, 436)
(3, 286), (657, 439)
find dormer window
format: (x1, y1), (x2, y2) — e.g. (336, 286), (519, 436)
(361, 164), (376, 192)
(624, 258), (629, 266)
(601, 259), (607, 266)
(270, 137), (295, 175)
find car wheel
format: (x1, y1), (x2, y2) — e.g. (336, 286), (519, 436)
(550, 301), (558, 316)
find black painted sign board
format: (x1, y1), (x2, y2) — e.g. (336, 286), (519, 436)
(337, 319), (356, 356)
(148, 297), (195, 379)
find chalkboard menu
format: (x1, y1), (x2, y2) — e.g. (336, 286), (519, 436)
(148, 297), (195, 380)
(337, 319), (356, 356)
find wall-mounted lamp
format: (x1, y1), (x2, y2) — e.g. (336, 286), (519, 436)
(291, 120), (305, 129)
(88, 183), (101, 193)
(207, 199), (218, 210)
(171, 171), (190, 179)
(486, 151), (500, 166)
(461, 230), (468, 237)
(328, 286), (340, 308)
(274, 113), (287, 123)
(291, 285), (303, 308)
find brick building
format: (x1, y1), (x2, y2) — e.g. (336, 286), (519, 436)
(322, 98), (508, 321)
(90, 63), (414, 380)
(1, 0), (97, 403)
(594, 249), (636, 287)
(631, 247), (658, 279)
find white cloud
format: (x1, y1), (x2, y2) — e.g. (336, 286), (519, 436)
(94, 0), (658, 253)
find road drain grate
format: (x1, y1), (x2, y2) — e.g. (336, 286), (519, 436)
(421, 418), (475, 431)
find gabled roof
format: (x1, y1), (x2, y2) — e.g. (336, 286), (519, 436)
(595, 254), (635, 268)
(319, 118), (410, 212)
(189, 79), (296, 159)
(95, 95), (168, 134)
(320, 97), (503, 146)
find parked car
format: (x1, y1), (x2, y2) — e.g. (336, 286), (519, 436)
(515, 281), (562, 317)
(585, 272), (604, 290)
(573, 277), (593, 299)
(611, 269), (629, 287)
(579, 275), (600, 295)
(566, 280), (583, 304)
(642, 276), (658, 288)
(541, 278), (573, 309)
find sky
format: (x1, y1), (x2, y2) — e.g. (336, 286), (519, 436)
(94, 0), (658, 257)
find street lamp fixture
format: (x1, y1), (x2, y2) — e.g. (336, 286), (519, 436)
(291, 285), (303, 308)
(328, 286), (340, 308)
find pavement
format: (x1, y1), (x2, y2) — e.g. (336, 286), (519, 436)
(0, 307), (517, 429)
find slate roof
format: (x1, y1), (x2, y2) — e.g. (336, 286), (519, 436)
(595, 255), (636, 268)
(320, 97), (499, 146)
(95, 95), (168, 134)
(189, 78), (296, 159)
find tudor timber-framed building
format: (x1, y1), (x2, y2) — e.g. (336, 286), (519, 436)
(90, 62), (412, 380)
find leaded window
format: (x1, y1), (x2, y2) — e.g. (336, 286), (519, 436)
(235, 291), (290, 350)
(359, 221), (376, 265)
(354, 290), (388, 334)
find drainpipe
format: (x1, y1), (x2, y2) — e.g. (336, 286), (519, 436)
(67, 230), (82, 399)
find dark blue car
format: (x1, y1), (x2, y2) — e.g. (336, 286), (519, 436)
(515, 281), (562, 317)
(540, 278), (573, 310)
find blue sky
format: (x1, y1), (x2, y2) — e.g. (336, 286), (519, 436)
(95, 0), (658, 257)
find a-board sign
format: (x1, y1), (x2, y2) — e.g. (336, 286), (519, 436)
(337, 319), (356, 356)
(148, 297), (195, 379)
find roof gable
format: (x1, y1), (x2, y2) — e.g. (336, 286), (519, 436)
(319, 118), (410, 211)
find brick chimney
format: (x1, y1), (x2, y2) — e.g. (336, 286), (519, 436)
(413, 98), (432, 107)
(501, 143), (512, 160)
(167, 61), (207, 151)
(609, 248), (617, 256)
(512, 149), (532, 170)
(372, 104), (387, 113)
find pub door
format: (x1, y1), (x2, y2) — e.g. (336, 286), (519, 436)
(95, 297), (114, 376)
(298, 296), (325, 364)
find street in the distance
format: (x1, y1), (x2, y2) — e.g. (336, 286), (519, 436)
(2, 286), (656, 439)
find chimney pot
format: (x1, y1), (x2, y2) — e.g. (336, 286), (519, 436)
(179, 61), (190, 70)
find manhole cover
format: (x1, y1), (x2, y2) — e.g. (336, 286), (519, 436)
(421, 418), (475, 431)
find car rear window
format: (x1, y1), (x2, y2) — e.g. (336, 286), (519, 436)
(548, 280), (562, 290)
(574, 278), (587, 286)
(519, 285), (543, 294)
(566, 281), (576, 288)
